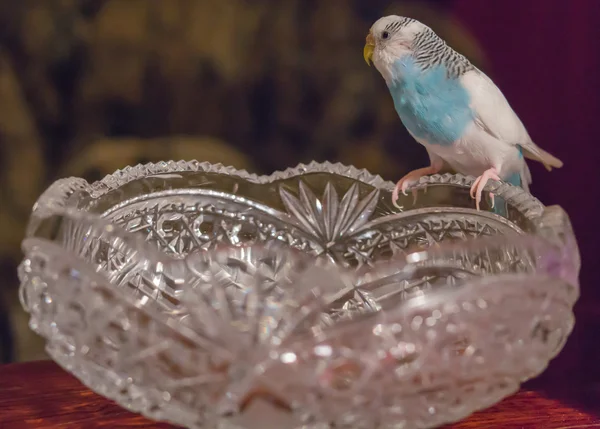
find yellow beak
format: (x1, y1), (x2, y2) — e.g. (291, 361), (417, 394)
(364, 32), (375, 66)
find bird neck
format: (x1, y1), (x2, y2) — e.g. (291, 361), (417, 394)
(387, 54), (425, 88)
(375, 45), (411, 85)
(412, 30), (475, 79)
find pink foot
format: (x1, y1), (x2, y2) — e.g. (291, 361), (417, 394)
(469, 168), (501, 211)
(392, 165), (441, 209)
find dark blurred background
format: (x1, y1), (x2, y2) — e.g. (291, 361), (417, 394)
(0, 0), (598, 392)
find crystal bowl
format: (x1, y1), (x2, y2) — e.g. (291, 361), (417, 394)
(18, 161), (580, 429)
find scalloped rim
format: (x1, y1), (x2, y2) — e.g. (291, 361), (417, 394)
(34, 159), (544, 219)
(24, 160), (550, 268)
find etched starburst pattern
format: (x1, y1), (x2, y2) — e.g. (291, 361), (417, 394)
(18, 161), (579, 429)
(279, 181), (379, 248)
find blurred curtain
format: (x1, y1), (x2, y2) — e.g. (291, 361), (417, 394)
(0, 0), (487, 362)
(453, 0), (600, 384)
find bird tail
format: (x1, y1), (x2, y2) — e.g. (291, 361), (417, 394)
(522, 144), (563, 171)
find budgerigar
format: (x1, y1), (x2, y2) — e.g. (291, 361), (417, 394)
(363, 16), (563, 210)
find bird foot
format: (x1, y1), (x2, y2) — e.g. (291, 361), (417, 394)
(392, 166), (440, 209)
(469, 168), (501, 211)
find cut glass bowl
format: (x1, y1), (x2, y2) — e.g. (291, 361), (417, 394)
(18, 161), (580, 429)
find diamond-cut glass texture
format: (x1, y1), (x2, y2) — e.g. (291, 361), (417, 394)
(18, 161), (580, 429)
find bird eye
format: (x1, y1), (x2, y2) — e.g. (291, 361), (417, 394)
(382, 31), (390, 39)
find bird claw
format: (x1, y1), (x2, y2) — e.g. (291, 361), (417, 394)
(391, 184), (402, 209)
(469, 168), (501, 211)
(400, 179), (413, 196)
(391, 165), (441, 210)
(392, 178), (419, 209)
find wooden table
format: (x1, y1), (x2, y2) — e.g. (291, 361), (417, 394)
(0, 361), (598, 428)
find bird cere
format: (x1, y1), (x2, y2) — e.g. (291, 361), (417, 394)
(364, 16), (563, 211)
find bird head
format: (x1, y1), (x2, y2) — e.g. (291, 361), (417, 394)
(364, 16), (429, 79)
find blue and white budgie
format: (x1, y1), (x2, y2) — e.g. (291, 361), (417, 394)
(363, 16), (563, 210)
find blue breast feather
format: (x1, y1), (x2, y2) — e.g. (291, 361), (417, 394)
(389, 56), (474, 146)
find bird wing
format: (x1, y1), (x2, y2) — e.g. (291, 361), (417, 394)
(460, 69), (563, 170)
